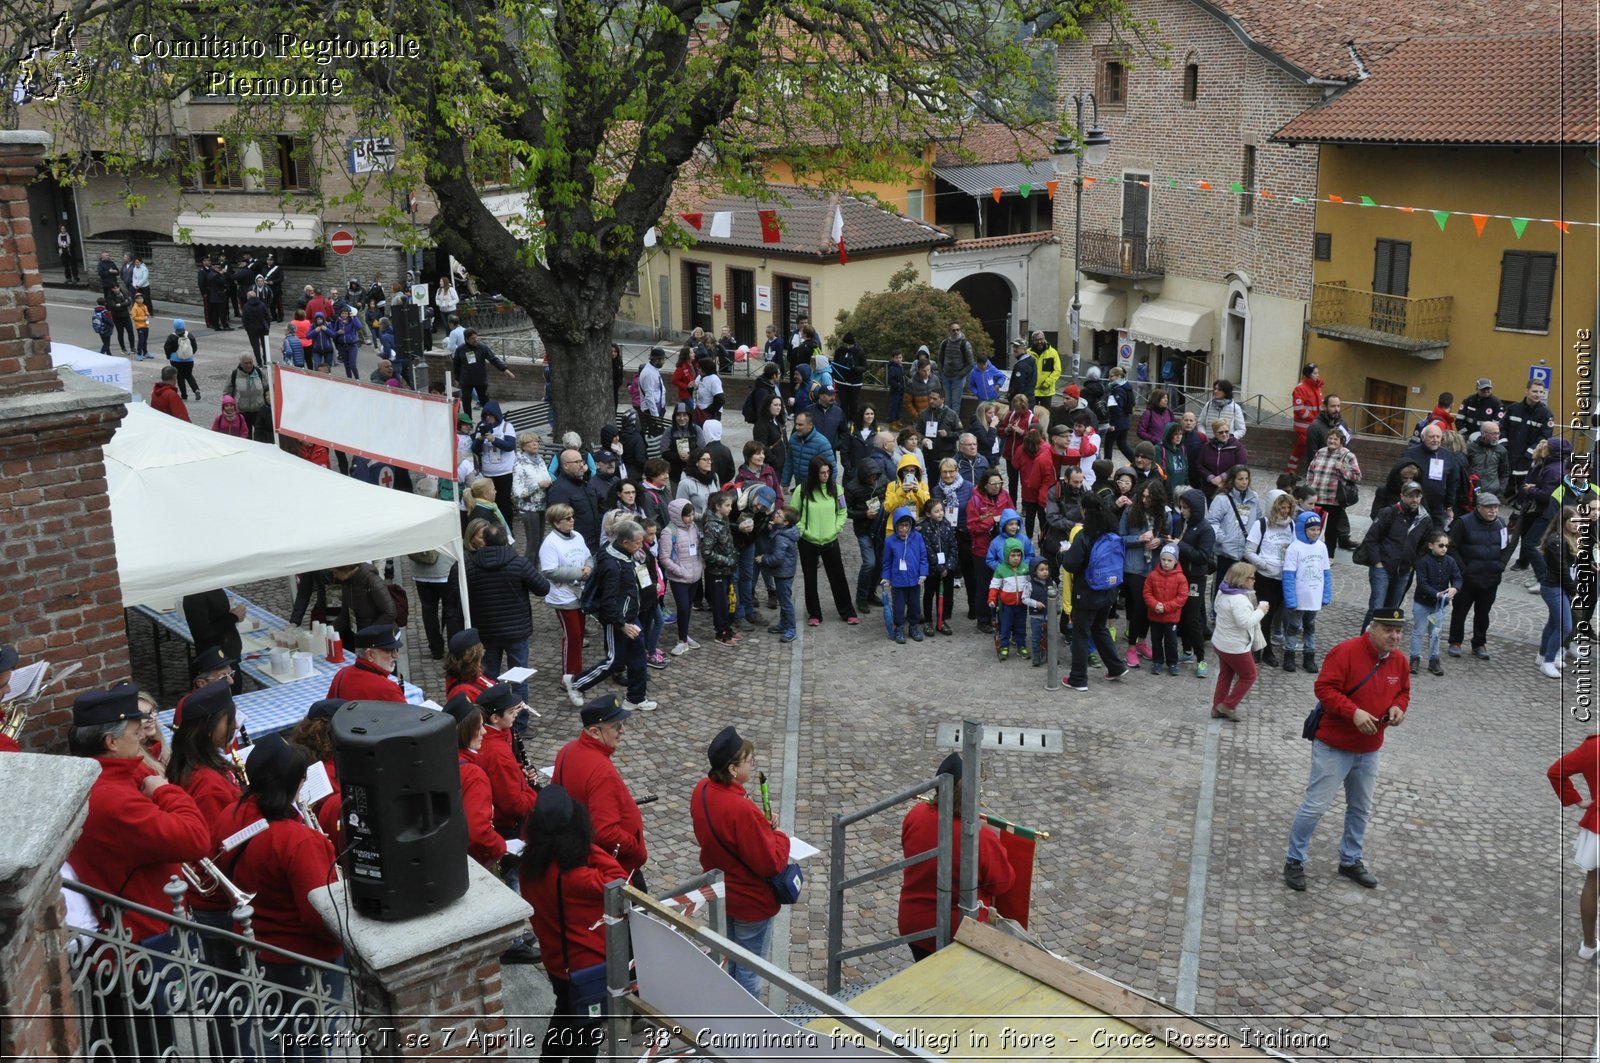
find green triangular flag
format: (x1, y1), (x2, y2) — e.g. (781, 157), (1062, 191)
(1167, 178), (1179, 188)
(1229, 181), (1245, 194)
(1510, 217), (1529, 239)
(1432, 211), (1450, 231)
(1018, 183), (1032, 198)
(1291, 196), (1305, 204)
(1106, 176), (1119, 185)
(1359, 195), (1376, 207)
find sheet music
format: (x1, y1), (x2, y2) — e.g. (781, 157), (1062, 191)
(4, 661), (47, 702)
(789, 836), (820, 862)
(299, 760), (334, 805)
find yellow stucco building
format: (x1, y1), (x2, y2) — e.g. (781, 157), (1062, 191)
(1275, 32), (1598, 435)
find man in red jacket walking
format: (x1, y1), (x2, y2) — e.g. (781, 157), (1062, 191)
(1284, 608), (1410, 891)
(552, 696), (648, 884)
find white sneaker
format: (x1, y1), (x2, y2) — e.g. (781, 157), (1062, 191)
(1556, 648), (1568, 669)
(685, 637), (701, 650)
(562, 674), (585, 707)
(624, 698), (657, 712)
(1579, 941), (1599, 961)
(1539, 660), (1562, 679)
(1526, 579), (1541, 593)
(670, 642), (690, 656)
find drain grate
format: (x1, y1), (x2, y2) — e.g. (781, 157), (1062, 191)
(936, 722), (1063, 754)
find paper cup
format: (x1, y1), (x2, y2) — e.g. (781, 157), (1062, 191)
(270, 648), (292, 674)
(292, 651), (315, 679)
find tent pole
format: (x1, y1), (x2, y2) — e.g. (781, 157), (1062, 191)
(455, 531), (473, 628)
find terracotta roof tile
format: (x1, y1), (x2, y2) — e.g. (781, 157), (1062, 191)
(932, 124), (1055, 167)
(672, 185), (952, 258)
(1201, 0), (1587, 81)
(1273, 32), (1599, 145)
(935, 232), (1057, 253)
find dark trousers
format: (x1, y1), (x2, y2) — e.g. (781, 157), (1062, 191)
(971, 557), (995, 624)
(1150, 620), (1179, 666)
(1321, 505), (1350, 557)
(1256, 574), (1285, 646)
(112, 315), (133, 352)
(540, 974), (604, 1063)
(1069, 602), (1123, 684)
(259, 959), (349, 1062)
(461, 380), (489, 418)
(416, 579), (464, 657)
(1106, 426), (1133, 463)
(172, 360), (199, 399)
(890, 584), (922, 630)
(708, 571), (734, 638)
(248, 330), (268, 365)
(209, 299), (230, 329)
(574, 622), (647, 703)
(1123, 573), (1149, 642)
(1448, 581), (1500, 649)
(922, 569), (955, 628)
(1178, 589), (1207, 663)
(798, 538), (858, 621)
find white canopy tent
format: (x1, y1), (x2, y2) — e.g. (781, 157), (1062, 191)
(50, 342), (134, 395)
(106, 403), (467, 615)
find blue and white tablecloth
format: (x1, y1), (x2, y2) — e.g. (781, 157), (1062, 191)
(158, 673), (427, 742)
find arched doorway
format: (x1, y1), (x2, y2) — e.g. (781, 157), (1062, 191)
(1223, 275), (1251, 386)
(950, 272), (1015, 367)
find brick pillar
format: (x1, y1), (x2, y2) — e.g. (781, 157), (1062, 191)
(309, 861), (533, 1059)
(0, 753), (100, 1059)
(0, 130), (132, 752)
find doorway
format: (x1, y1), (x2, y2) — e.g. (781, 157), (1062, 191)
(728, 268), (756, 347)
(776, 276), (811, 340)
(949, 272), (1014, 368)
(684, 261), (713, 335)
(1363, 377), (1408, 439)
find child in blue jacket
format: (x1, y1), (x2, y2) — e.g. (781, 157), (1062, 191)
(1410, 529), (1461, 675)
(759, 505), (801, 642)
(919, 498), (958, 636)
(880, 505), (928, 643)
(984, 508), (1037, 571)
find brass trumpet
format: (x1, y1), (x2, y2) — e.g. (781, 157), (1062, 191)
(181, 856), (256, 910)
(0, 701), (28, 742)
(296, 797), (329, 837)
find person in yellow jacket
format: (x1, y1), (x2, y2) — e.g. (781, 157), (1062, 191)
(130, 292), (152, 360)
(790, 454), (861, 625)
(1030, 331), (1060, 415)
(881, 454), (930, 535)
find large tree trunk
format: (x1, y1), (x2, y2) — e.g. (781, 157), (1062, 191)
(541, 325), (616, 450)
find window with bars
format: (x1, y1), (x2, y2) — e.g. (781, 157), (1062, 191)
(1314, 232), (1332, 260)
(1494, 251), (1556, 332)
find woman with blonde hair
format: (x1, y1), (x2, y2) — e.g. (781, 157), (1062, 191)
(1209, 560), (1271, 721)
(511, 429), (551, 559)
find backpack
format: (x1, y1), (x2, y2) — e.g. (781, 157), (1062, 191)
(91, 308), (111, 336)
(1085, 533), (1126, 591)
(386, 583), (409, 627)
(741, 384), (762, 424)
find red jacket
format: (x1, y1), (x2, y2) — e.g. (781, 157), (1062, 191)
(445, 675), (495, 703)
(68, 757), (211, 941)
(1312, 633), (1412, 754)
(999, 408), (1038, 467)
(305, 295), (334, 322)
(1016, 448), (1057, 507)
(522, 847), (627, 979)
(150, 381), (190, 422)
(553, 732), (647, 875)
(1549, 735), (1600, 835)
(326, 658), (407, 703)
(479, 726), (538, 834)
(179, 764), (244, 913)
(1292, 378), (1323, 431)
(966, 489), (1015, 559)
(215, 796), (341, 961)
(897, 803), (1014, 950)
(459, 755), (506, 868)
(0, 733), (20, 753)
(690, 778), (790, 921)
(1142, 565), (1189, 621)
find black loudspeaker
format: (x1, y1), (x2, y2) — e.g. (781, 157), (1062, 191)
(390, 304), (425, 364)
(332, 702), (468, 921)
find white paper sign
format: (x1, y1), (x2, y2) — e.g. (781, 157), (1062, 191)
(755, 285), (771, 312)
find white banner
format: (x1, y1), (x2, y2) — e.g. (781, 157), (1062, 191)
(272, 366), (457, 478)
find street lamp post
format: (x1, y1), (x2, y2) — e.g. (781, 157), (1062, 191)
(1052, 94), (1110, 386)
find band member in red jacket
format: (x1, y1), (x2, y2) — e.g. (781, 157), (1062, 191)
(0, 644), (19, 753)
(167, 681), (246, 942)
(443, 628), (497, 703)
(520, 784), (626, 1063)
(475, 683), (539, 835)
(1549, 732), (1600, 961)
(690, 727), (790, 998)
(445, 694), (506, 870)
(67, 683), (211, 1062)
(552, 697), (647, 884)
(290, 700), (346, 841)
(897, 751), (1014, 962)
(325, 625), (407, 704)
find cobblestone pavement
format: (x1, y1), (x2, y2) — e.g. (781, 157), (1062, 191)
(107, 308), (1598, 1059)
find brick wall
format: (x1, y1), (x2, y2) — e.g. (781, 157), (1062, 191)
(0, 131), (132, 751)
(1054, 1), (1327, 304)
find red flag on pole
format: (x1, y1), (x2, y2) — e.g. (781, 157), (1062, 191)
(992, 829), (1036, 928)
(679, 212), (703, 230)
(758, 209), (781, 244)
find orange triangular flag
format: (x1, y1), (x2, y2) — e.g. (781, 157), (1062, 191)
(1046, 180), (1059, 199)
(1328, 194), (1344, 203)
(1400, 206), (1416, 213)
(992, 187), (1003, 203)
(1554, 220), (1572, 233)
(1471, 214), (1487, 237)
(1082, 176), (1095, 186)
(1198, 181), (1212, 191)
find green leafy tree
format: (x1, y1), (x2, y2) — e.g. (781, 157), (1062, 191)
(19, 0), (1142, 441)
(831, 265), (992, 362)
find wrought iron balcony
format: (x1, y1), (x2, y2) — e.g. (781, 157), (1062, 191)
(1077, 230), (1166, 281)
(1310, 281), (1453, 358)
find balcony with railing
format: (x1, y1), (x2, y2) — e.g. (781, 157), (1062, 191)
(1077, 230), (1166, 281)
(1310, 281), (1453, 358)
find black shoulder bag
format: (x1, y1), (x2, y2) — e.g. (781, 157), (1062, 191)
(1302, 658), (1386, 740)
(555, 873), (610, 1017)
(699, 786), (803, 904)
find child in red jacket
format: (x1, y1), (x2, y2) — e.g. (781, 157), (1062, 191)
(1143, 543), (1189, 675)
(1016, 428), (1057, 538)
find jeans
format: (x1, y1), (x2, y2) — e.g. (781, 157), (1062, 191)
(1363, 565), (1413, 630)
(1029, 614), (1047, 657)
(735, 544), (757, 620)
(642, 601), (664, 657)
(1541, 584), (1573, 662)
(889, 584), (922, 631)
(136, 327), (149, 357)
(1285, 739), (1382, 866)
(774, 576), (795, 633)
(941, 373), (965, 406)
(671, 581), (695, 643)
(855, 533), (880, 603)
(482, 638), (530, 700)
(996, 602), (1025, 648)
(726, 916), (774, 999)
(415, 579), (464, 657)
(1284, 609), (1317, 655)
(1410, 599), (1448, 659)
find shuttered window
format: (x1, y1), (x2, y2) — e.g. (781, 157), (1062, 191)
(1372, 238), (1410, 296)
(1495, 251), (1556, 332)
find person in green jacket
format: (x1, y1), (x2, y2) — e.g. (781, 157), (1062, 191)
(790, 454), (860, 627)
(1158, 420), (1190, 490)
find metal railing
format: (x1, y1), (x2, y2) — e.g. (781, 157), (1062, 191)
(1078, 229), (1166, 278)
(1310, 282), (1453, 350)
(454, 294), (534, 333)
(64, 876), (355, 1061)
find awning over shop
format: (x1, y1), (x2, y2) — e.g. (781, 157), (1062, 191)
(1127, 299), (1214, 351)
(1077, 285), (1127, 331)
(172, 212), (322, 249)
(933, 160), (1058, 198)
